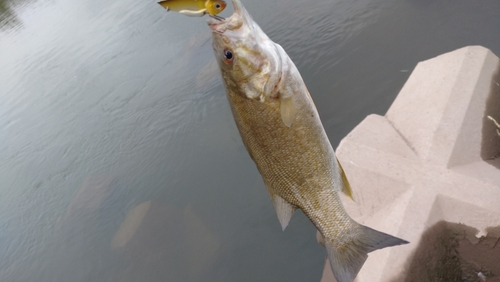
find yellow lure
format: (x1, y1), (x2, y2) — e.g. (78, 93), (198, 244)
(158, 0), (227, 17)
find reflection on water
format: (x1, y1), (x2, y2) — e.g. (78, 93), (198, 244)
(110, 201), (220, 281)
(1, 0), (500, 281)
(0, 0), (19, 29)
(0, 0), (38, 30)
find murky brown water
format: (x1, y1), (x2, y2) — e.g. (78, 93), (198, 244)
(1, 0), (499, 281)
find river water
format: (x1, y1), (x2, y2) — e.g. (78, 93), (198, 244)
(1, 0), (499, 281)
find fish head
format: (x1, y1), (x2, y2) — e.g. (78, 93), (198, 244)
(208, 0), (282, 100)
(205, 0), (227, 16)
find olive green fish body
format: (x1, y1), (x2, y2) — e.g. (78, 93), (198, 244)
(223, 47), (354, 237)
(209, 1), (408, 281)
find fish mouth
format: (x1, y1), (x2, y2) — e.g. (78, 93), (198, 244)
(207, 0), (251, 33)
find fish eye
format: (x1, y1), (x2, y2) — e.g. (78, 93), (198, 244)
(215, 3), (221, 9)
(223, 49), (233, 64)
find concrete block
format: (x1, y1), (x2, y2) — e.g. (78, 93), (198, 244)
(320, 46), (500, 281)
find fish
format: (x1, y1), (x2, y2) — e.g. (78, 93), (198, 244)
(158, 0), (226, 17)
(207, 1), (409, 281)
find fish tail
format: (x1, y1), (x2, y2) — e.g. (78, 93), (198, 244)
(324, 225), (408, 282)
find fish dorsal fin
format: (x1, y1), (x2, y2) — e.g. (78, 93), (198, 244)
(338, 160), (355, 202)
(272, 195), (296, 231)
(179, 9), (207, 17)
(280, 96), (296, 127)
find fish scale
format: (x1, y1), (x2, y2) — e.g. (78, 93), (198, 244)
(227, 74), (357, 249)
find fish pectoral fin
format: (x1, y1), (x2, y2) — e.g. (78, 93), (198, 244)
(280, 96), (296, 127)
(337, 160), (355, 202)
(272, 195), (297, 231)
(179, 9), (207, 17)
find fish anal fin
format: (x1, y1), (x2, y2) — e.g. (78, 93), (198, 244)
(272, 195), (296, 231)
(338, 160), (354, 202)
(325, 225), (408, 282)
(280, 96), (296, 127)
(316, 230), (325, 246)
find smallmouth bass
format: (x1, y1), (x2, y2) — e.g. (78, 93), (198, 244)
(208, 1), (409, 281)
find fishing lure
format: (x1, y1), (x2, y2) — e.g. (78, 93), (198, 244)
(158, 0), (226, 19)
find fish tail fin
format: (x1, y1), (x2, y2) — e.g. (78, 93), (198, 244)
(324, 225), (408, 282)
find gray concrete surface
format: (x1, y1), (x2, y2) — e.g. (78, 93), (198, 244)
(320, 46), (500, 282)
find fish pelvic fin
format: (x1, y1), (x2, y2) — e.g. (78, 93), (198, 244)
(337, 160), (354, 202)
(271, 195), (297, 231)
(280, 96), (296, 127)
(325, 225), (408, 282)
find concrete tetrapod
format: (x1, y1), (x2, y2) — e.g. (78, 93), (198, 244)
(320, 46), (500, 282)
